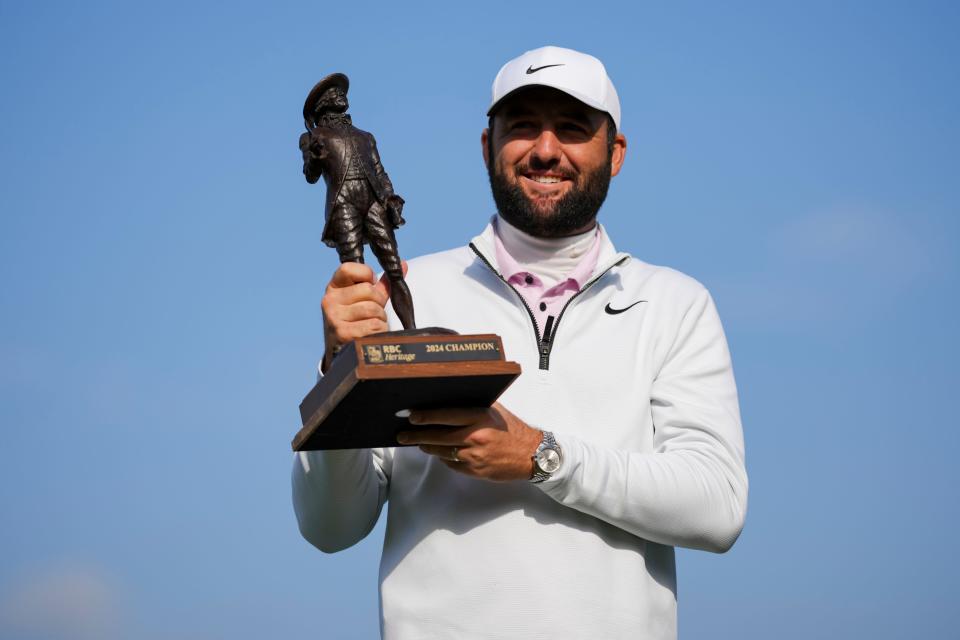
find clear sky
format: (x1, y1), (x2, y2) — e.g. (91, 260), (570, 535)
(1, 1), (958, 638)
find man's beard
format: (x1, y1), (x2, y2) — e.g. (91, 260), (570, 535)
(487, 155), (612, 238)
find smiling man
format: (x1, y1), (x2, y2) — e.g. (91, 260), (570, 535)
(292, 46), (748, 640)
(484, 84), (623, 238)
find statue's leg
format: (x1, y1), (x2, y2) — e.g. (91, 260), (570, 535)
(365, 202), (416, 330)
(329, 199), (364, 264)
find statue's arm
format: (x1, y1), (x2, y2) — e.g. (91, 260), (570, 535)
(368, 134), (405, 225)
(299, 132), (324, 184)
(368, 134), (395, 194)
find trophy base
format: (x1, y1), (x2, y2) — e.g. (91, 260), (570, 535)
(292, 330), (521, 451)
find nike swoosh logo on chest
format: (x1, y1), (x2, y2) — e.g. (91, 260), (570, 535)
(604, 300), (647, 315)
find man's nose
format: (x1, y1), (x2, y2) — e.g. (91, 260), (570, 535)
(530, 129), (561, 166)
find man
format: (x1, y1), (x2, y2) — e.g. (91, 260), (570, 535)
(293, 46), (747, 639)
(299, 72), (415, 332)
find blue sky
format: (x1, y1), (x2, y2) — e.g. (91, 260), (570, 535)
(1, 1), (958, 638)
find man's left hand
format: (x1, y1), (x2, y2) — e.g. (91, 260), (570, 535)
(397, 403), (542, 482)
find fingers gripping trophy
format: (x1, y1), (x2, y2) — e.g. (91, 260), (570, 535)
(293, 73), (520, 452)
(298, 72), (416, 330)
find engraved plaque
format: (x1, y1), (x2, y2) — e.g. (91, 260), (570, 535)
(293, 333), (521, 451)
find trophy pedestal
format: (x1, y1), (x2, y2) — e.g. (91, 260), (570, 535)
(292, 331), (521, 451)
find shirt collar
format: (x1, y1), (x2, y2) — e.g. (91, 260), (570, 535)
(491, 217), (601, 289)
(471, 215), (626, 280)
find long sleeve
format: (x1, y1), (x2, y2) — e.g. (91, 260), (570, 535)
(537, 289), (748, 553)
(291, 444), (393, 553)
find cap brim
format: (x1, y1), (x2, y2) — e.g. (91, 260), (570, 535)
(486, 83), (615, 130)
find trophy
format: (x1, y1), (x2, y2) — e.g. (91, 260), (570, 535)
(291, 73), (520, 451)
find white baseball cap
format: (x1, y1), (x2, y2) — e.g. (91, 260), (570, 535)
(487, 45), (621, 131)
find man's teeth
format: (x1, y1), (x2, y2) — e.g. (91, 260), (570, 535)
(529, 175), (563, 184)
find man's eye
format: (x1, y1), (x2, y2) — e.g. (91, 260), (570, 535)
(509, 121), (536, 131)
(559, 123), (588, 134)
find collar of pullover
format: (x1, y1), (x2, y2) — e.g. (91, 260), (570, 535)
(493, 215), (599, 287)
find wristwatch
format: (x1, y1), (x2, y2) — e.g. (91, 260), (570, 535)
(530, 430), (563, 483)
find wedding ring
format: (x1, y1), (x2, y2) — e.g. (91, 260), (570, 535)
(451, 447), (460, 462)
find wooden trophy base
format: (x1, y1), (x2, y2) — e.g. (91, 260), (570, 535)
(292, 330), (522, 451)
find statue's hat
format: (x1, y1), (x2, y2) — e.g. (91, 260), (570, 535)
(303, 72), (350, 122)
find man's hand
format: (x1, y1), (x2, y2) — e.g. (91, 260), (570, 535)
(397, 403), (543, 482)
(320, 261), (406, 372)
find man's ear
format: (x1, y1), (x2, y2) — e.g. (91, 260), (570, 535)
(481, 128), (490, 167)
(610, 132), (627, 177)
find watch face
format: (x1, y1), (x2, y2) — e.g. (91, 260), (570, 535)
(536, 448), (561, 474)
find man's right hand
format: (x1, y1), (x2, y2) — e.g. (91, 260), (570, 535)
(320, 262), (405, 372)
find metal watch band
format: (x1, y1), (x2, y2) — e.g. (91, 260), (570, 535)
(530, 430), (561, 484)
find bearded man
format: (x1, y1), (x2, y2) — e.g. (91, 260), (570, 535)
(292, 46), (748, 640)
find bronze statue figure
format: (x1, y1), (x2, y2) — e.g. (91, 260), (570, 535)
(299, 72), (416, 330)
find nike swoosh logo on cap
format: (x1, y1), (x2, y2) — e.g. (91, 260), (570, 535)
(604, 300), (647, 315)
(526, 64), (565, 74)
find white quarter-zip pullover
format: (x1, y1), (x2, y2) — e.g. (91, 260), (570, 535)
(292, 221), (748, 640)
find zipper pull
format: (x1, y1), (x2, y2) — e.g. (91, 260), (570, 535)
(538, 315), (556, 370)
